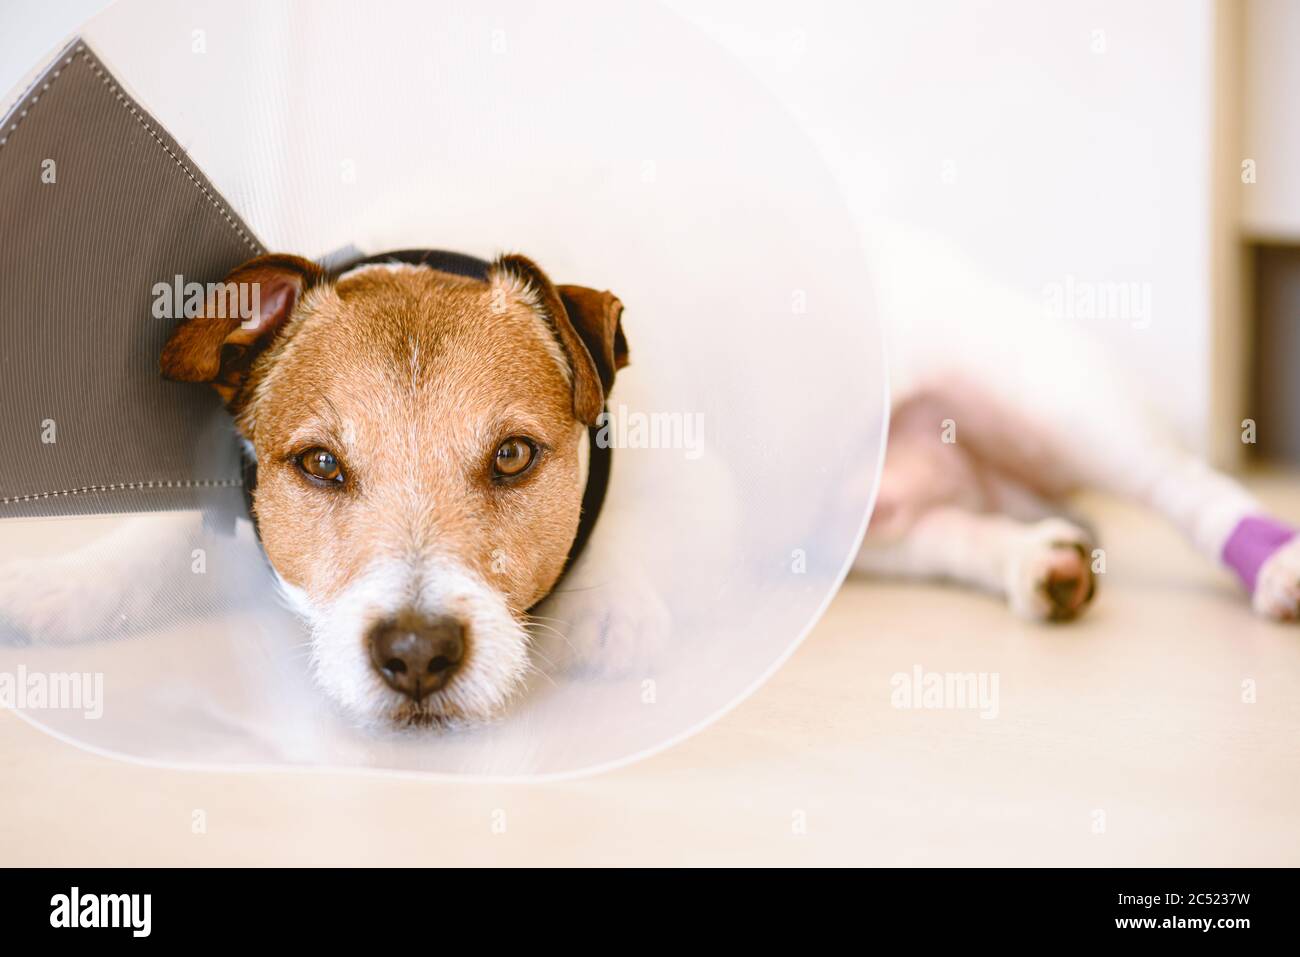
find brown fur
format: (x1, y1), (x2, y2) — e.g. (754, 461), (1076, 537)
(160, 252), (626, 723)
(247, 265), (582, 610)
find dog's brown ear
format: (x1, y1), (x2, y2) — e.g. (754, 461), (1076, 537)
(557, 284), (629, 393)
(491, 254), (629, 425)
(160, 254), (324, 404)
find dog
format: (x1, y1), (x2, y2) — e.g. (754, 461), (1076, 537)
(853, 220), (1300, 623)
(154, 250), (630, 727)
(5, 223), (1293, 735)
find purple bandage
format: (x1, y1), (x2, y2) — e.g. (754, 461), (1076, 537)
(1222, 515), (1297, 592)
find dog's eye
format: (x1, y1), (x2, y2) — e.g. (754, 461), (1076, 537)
(493, 437), (537, 479)
(297, 447), (345, 485)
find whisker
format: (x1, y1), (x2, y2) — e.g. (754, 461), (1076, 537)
(543, 582), (611, 594)
(524, 619), (578, 655)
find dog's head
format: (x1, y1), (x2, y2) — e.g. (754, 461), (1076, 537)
(161, 252), (627, 727)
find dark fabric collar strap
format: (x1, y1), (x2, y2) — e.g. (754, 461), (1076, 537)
(565, 419), (611, 579)
(332, 248), (491, 282)
(244, 248), (610, 586)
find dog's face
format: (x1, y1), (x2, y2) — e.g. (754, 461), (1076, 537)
(161, 253), (627, 727)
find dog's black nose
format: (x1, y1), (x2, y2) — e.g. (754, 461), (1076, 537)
(368, 613), (466, 700)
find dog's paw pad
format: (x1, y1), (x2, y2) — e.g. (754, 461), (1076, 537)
(1252, 537), (1300, 621)
(1007, 520), (1097, 623)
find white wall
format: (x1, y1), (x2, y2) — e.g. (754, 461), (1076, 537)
(0, 0), (110, 97)
(1242, 0), (1300, 240)
(4, 0), (1219, 450)
(664, 0), (1217, 451)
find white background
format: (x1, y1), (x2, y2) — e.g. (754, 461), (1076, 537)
(4, 0), (1218, 450)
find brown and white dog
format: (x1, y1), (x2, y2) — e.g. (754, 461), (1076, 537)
(157, 251), (628, 727)
(5, 225), (1297, 734)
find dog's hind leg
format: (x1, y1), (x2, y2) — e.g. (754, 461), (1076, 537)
(889, 368), (1300, 619)
(855, 506), (1096, 621)
(869, 219), (1297, 619)
(1084, 442), (1300, 620)
(950, 373), (1300, 619)
(856, 396), (1097, 620)
(936, 377), (1300, 620)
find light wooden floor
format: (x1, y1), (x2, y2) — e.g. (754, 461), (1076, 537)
(3, 484), (1299, 866)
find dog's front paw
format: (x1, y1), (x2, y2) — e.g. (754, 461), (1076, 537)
(546, 571), (673, 679)
(1005, 518), (1097, 622)
(1252, 537), (1300, 621)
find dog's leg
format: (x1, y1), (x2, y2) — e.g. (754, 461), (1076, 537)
(884, 375), (1300, 620)
(980, 414), (1300, 621)
(1091, 446), (1300, 620)
(962, 370), (1298, 618)
(0, 510), (228, 644)
(870, 220), (1298, 619)
(856, 506), (1096, 621)
(976, 388), (1300, 620)
(859, 391), (1097, 620)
